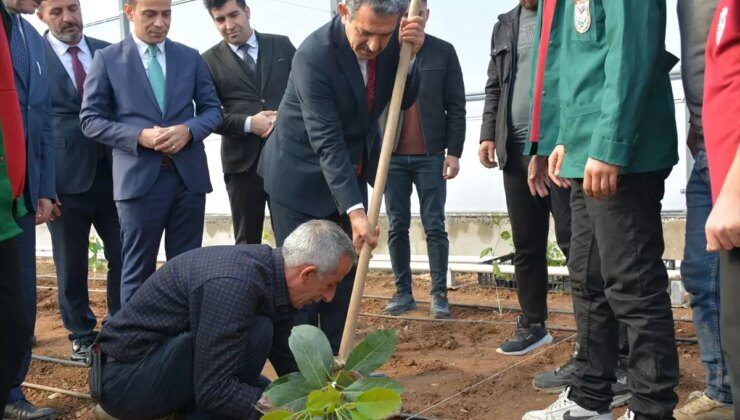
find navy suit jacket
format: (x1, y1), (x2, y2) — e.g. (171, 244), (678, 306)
(13, 15), (55, 211)
(257, 15), (419, 217)
(43, 33), (111, 195)
(80, 35), (222, 201)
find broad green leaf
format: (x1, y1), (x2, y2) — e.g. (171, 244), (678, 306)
(334, 371), (356, 389)
(479, 247), (493, 258)
(266, 372), (306, 392)
(263, 376), (315, 412)
(500, 230), (512, 241)
(355, 389), (402, 419)
(345, 330), (397, 376)
(349, 409), (371, 420)
(306, 388), (341, 416)
(343, 378), (404, 401)
(288, 325), (333, 388)
(260, 410), (292, 420)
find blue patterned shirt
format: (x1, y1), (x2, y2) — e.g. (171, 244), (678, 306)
(97, 245), (294, 417)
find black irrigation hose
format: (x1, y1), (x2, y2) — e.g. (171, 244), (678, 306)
(362, 294), (696, 324)
(31, 354), (86, 368)
(358, 312), (699, 344)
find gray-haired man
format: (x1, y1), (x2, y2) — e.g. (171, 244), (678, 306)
(93, 220), (355, 419)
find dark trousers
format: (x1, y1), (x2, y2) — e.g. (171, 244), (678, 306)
(116, 166), (205, 304)
(568, 171), (679, 418)
(502, 143), (572, 324)
(9, 210), (36, 403)
(0, 238), (29, 407)
(269, 199), (355, 355)
(384, 154), (449, 296)
(224, 170), (268, 245)
(720, 248), (740, 418)
(100, 316), (272, 420)
(47, 162), (122, 340)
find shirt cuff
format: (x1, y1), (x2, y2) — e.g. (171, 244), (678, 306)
(347, 203), (365, 214)
(244, 116), (252, 134)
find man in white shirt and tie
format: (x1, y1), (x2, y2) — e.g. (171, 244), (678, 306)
(80, 0), (222, 306)
(202, 0), (296, 246)
(37, 0), (123, 365)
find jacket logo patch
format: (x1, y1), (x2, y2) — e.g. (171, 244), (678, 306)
(717, 7), (729, 46)
(574, 0), (591, 34)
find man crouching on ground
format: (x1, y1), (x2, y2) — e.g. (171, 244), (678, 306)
(92, 220), (355, 419)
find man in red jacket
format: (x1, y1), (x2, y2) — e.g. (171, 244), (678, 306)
(0, 3), (31, 408)
(704, 0), (740, 413)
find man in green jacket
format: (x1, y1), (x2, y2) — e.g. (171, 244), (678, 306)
(523, 1), (680, 419)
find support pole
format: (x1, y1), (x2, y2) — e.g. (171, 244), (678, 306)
(338, 0), (424, 362)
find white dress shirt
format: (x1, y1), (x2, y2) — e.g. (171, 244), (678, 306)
(132, 34), (167, 78)
(228, 30), (259, 134)
(47, 34), (92, 91)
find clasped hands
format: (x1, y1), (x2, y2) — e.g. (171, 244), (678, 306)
(138, 125), (191, 154)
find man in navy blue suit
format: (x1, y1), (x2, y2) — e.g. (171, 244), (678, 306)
(4, 0), (57, 418)
(38, 0), (122, 363)
(80, 0), (222, 305)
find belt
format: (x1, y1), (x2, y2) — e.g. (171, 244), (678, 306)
(161, 155), (174, 168)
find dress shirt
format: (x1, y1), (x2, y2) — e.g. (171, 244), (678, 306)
(47, 34), (92, 91)
(132, 34), (166, 77)
(229, 30), (259, 134)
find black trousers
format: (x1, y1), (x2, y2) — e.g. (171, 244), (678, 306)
(225, 170), (268, 245)
(269, 199), (355, 355)
(100, 316), (273, 420)
(47, 162), (122, 340)
(720, 248), (740, 418)
(568, 171), (679, 418)
(0, 238), (29, 407)
(502, 143), (572, 324)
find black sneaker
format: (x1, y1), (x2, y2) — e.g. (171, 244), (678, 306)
(382, 292), (417, 316)
(533, 354), (577, 393)
(430, 293), (451, 319)
(610, 365), (632, 408)
(71, 335), (96, 362)
(496, 315), (553, 356)
(4, 399), (57, 420)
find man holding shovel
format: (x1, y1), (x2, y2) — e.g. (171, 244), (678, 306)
(258, 0), (425, 353)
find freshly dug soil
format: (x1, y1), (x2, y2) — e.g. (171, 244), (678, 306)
(27, 261), (704, 419)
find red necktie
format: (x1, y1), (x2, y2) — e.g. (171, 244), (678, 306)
(357, 59), (377, 177)
(70, 45), (107, 160)
(68, 46), (86, 97)
(529, 0), (558, 143)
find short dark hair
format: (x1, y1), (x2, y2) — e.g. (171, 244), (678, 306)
(203, 0), (247, 12)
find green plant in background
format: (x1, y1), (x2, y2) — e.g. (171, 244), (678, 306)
(88, 236), (106, 273)
(261, 325), (403, 420)
(546, 241), (566, 267)
(480, 218), (513, 278)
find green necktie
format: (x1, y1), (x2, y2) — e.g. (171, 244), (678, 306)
(147, 44), (166, 112)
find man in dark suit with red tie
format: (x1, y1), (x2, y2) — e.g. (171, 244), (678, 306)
(257, 0), (425, 353)
(202, 0), (295, 245)
(37, 0), (122, 364)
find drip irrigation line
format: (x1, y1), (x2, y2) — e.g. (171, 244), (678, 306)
(405, 333), (578, 419)
(32, 354), (86, 368)
(358, 312), (698, 344)
(21, 382), (91, 399)
(362, 294), (695, 324)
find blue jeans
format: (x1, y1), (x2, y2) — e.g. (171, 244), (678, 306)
(385, 154), (449, 296)
(681, 150), (732, 404)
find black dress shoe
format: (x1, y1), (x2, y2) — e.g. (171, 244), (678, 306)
(71, 336), (95, 362)
(3, 399), (58, 420)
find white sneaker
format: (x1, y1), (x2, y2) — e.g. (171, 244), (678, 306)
(522, 388), (613, 420)
(616, 409), (634, 420)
